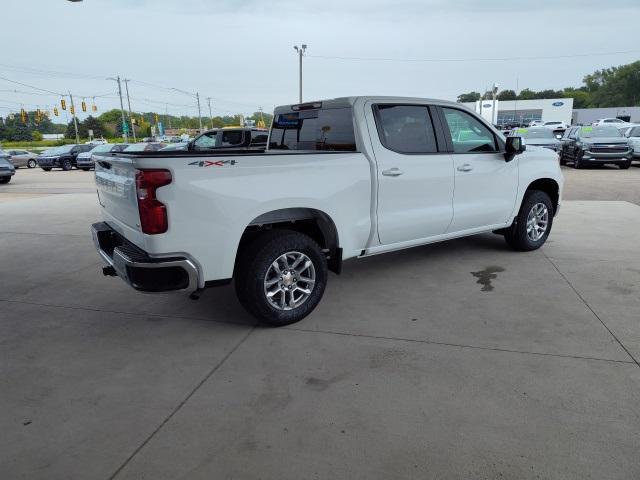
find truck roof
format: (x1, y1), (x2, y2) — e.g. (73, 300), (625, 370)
(274, 96), (464, 113)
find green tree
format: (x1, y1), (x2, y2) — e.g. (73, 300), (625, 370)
(81, 115), (105, 138)
(517, 88), (537, 100)
(497, 89), (517, 101)
(457, 91), (481, 103)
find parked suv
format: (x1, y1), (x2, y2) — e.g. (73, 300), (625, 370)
(5, 149), (38, 169)
(622, 125), (640, 162)
(37, 144), (93, 171)
(592, 118), (633, 128)
(76, 143), (128, 170)
(560, 126), (633, 169)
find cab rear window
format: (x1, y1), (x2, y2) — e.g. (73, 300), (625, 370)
(269, 107), (357, 151)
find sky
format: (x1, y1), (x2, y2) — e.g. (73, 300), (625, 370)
(1, 0), (639, 124)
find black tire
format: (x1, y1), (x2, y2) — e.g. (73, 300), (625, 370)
(0, 176), (10, 184)
(504, 190), (554, 252)
(27, 159), (36, 169)
(573, 151), (583, 169)
(619, 161), (631, 170)
(41, 167), (52, 172)
(61, 158), (73, 171)
(234, 230), (328, 326)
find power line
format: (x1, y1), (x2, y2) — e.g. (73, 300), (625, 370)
(306, 49), (640, 64)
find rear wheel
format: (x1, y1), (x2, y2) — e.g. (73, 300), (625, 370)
(27, 159), (37, 168)
(61, 158), (73, 171)
(235, 230), (328, 326)
(504, 190), (554, 251)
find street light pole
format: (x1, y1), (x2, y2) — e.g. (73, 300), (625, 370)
(294, 44), (307, 103)
(68, 91), (80, 144)
(123, 79), (136, 142)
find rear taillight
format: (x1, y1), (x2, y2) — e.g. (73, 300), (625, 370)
(135, 169), (172, 235)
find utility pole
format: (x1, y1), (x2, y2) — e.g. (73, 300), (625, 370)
(492, 83), (499, 125)
(196, 92), (203, 132)
(68, 91), (80, 144)
(165, 104), (171, 129)
(294, 44), (307, 103)
(122, 79), (136, 142)
(108, 76), (129, 143)
(206, 97), (213, 129)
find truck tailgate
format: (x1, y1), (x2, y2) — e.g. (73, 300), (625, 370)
(94, 154), (144, 247)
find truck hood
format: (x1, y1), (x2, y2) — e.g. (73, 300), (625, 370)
(581, 137), (628, 144)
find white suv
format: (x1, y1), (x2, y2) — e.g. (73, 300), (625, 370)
(542, 121), (568, 130)
(592, 118), (632, 128)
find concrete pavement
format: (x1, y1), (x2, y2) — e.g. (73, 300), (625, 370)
(1, 174), (639, 479)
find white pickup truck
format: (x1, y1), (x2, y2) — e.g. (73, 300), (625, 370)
(92, 96), (563, 326)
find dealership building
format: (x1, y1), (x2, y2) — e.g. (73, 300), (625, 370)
(462, 97), (640, 127)
(461, 98), (574, 126)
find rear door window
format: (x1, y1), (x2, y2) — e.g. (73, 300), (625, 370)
(373, 105), (438, 154)
(221, 130), (244, 146)
(269, 107), (357, 151)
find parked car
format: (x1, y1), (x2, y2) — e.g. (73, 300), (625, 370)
(541, 121), (568, 135)
(76, 143), (129, 170)
(123, 142), (166, 152)
(91, 96), (563, 326)
(5, 149), (38, 168)
(528, 120), (544, 127)
(622, 125), (640, 162)
(37, 144), (94, 171)
(0, 150), (16, 183)
(509, 127), (561, 152)
(592, 118), (633, 128)
(559, 126), (633, 169)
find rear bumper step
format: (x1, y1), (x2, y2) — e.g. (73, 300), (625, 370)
(91, 222), (199, 293)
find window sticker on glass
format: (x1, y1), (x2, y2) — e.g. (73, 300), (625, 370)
(582, 127), (593, 132)
(276, 113), (300, 127)
(516, 128), (528, 134)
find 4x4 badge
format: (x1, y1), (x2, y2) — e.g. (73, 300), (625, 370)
(188, 160), (238, 167)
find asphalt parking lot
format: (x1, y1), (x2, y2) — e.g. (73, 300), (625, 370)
(1, 167), (640, 479)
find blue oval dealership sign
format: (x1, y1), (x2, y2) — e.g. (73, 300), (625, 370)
(552, 101), (564, 106)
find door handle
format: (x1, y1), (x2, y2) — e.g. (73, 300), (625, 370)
(457, 163), (473, 172)
(382, 168), (403, 177)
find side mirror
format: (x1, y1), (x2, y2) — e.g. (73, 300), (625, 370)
(505, 136), (526, 161)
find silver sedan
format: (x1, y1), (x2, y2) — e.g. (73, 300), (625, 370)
(6, 149), (38, 169)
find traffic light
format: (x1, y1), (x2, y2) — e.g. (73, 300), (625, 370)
(53, 107), (59, 116)
(154, 113), (159, 123)
(60, 98), (66, 110)
(92, 103), (97, 112)
(70, 105), (75, 115)
(81, 100), (87, 112)
(20, 109), (27, 123)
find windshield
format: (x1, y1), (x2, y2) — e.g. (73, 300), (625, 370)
(42, 145), (74, 155)
(514, 128), (555, 139)
(581, 127), (622, 138)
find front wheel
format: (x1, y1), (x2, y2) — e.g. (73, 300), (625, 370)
(573, 151), (584, 169)
(235, 230), (328, 326)
(504, 190), (554, 251)
(61, 158), (73, 171)
(619, 161), (631, 170)
(27, 159), (37, 168)
(0, 177), (10, 184)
